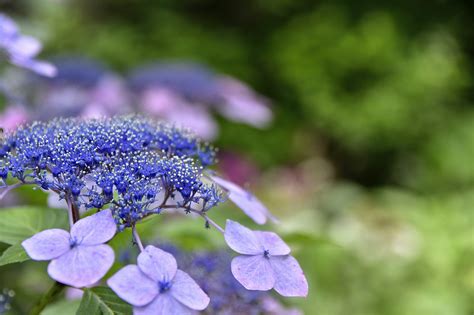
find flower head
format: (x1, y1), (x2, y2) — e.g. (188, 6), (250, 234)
(30, 56), (130, 120)
(0, 116), (220, 229)
(108, 245), (209, 314)
(0, 13), (56, 76)
(224, 220), (308, 297)
(21, 209), (116, 287)
(128, 62), (272, 139)
(210, 175), (277, 224)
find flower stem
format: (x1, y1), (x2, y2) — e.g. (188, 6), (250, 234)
(132, 225), (144, 252)
(28, 281), (65, 315)
(203, 214), (225, 234)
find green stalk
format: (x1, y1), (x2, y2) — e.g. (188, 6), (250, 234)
(29, 281), (65, 315)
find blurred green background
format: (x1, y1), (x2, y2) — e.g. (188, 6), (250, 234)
(1, 0), (473, 314)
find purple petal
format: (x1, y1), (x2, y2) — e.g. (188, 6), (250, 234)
(70, 210), (116, 246)
(137, 245), (177, 282)
(107, 265), (158, 307)
(47, 244), (114, 287)
(10, 35), (41, 58)
(270, 255), (308, 297)
(224, 220), (262, 255)
(254, 231), (291, 256)
(0, 14), (19, 37)
(171, 270), (210, 311)
(21, 229), (70, 260)
(231, 255), (274, 291)
(134, 294), (193, 315)
(211, 176), (276, 224)
(10, 58), (57, 77)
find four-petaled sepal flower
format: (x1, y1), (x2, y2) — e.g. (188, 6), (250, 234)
(108, 245), (210, 315)
(210, 175), (277, 225)
(21, 209), (116, 287)
(224, 220), (308, 297)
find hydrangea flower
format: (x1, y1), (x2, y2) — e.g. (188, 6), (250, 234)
(210, 175), (277, 224)
(108, 245), (210, 315)
(128, 62), (272, 139)
(29, 56), (130, 120)
(161, 246), (302, 315)
(224, 220), (308, 297)
(21, 209), (116, 287)
(0, 13), (56, 76)
(0, 116), (219, 229)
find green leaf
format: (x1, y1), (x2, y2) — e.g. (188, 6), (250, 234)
(76, 287), (132, 315)
(0, 243), (29, 266)
(0, 207), (68, 245)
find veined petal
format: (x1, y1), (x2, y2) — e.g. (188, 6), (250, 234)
(171, 270), (210, 311)
(254, 231), (291, 256)
(137, 245), (177, 282)
(70, 209), (116, 245)
(134, 294), (194, 315)
(107, 265), (158, 307)
(231, 255), (274, 291)
(224, 220), (262, 255)
(270, 255), (308, 297)
(21, 229), (70, 260)
(47, 244), (114, 287)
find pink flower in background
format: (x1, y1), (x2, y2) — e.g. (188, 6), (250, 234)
(141, 88), (217, 139)
(128, 62), (273, 139)
(218, 76), (272, 128)
(0, 106), (28, 131)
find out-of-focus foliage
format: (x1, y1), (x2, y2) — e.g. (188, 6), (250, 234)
(271, 6), (467, 153)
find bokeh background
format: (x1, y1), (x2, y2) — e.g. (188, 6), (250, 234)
(1, 0), (473, 314)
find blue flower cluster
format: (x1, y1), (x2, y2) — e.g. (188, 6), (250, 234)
(0, 116), (220, 229)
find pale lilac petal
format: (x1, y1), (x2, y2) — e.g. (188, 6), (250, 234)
(70, 209), (116, 245)
(10, 35), (41, 57)
(171, 270), (210, 311)
(217, 76), (272, 127)
(137, 245), (177, 282)
(10, 58), (57, 77)
(270, 255), (308, 297)
(48, 244), (114, 287)
(134, 294), (194, 315)
(21, 229), (70, 260)
(107, 265), (158, 306)
(224, 220), (262, 255)
(211, 176), (276, 224)
(254, 231), (291, 256)
(231, 255), (274, 291)
(0, 14), (18, 37)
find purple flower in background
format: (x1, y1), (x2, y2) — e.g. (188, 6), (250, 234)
(210, 175), (277, 224)
(29, 56), (130, 120)
(108, 245), (210, 315)
(128, 62), (272, 139)
(0, 13), (56, 77)
(22, 209), (116, 287)
(224, 220), (308, 297)
(217, 76), (272, 128)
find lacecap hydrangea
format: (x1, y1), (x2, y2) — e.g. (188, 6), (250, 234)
(0, 116), (308, 314)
